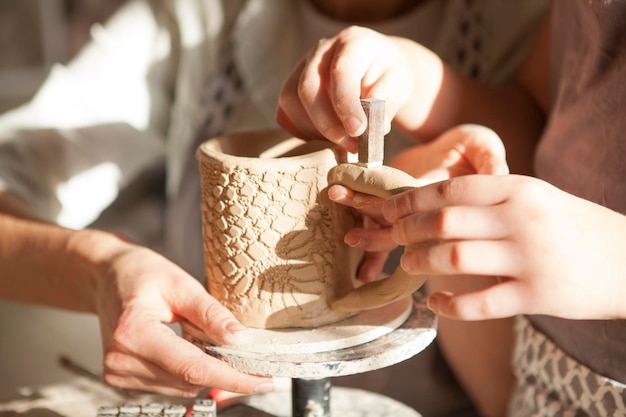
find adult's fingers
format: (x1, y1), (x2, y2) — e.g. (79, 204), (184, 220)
(103, 351), (205, 397)
(167, 279), (247, 346)
(130, 319), (271, 394)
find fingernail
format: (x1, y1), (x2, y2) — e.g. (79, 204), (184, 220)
(223, 321), (250, 345)
(225, 320), (246, 333)
(382, 200), (396, 221)
(427, 295), (439, 313)
(328, 185), (347, 201)
(345, 116), (365, 137)
(253, 382), (276, 394)
(344, 234), (365, 247)
(224, 331), (252, 346)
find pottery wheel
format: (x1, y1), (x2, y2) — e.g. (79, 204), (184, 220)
(186, 295), (412, 355)
(185, 292), (436, 379)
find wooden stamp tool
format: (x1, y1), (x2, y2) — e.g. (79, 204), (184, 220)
(358, 98), (385, 167)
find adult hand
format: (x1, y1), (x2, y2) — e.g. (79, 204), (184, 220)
(277, 26), (443, 152)
(383, 174), (626, 320)
(90, 236), (274, 397)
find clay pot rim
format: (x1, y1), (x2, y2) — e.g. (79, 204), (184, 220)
(196, 128), (341, 165)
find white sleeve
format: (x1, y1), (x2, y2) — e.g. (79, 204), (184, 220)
(0, 0), (176, 228)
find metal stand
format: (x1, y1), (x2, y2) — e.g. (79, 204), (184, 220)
(186, 292), (437, 417)
(292, 378), (330, 417)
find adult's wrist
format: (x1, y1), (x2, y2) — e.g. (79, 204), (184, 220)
(65, 228), (134, 313)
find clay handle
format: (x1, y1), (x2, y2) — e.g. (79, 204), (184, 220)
(327, 164), (427, 313)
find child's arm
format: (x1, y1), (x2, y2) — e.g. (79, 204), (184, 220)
(276, 14), (549, 175)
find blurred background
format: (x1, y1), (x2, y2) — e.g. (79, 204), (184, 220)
(0, 3), (477, 416)
(0, 0), (127, 113)
(0, 0), (130, 401)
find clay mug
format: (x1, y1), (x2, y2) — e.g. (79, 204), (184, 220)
(196, 129), (363, 329)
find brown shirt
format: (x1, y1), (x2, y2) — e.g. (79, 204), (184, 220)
(529, 0), (626, 383)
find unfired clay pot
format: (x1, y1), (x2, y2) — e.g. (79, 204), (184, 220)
(196, 129), (363, 329)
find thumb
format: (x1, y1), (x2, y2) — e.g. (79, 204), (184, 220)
(172, 279), (249, 346)
(455, 124), (509, 175)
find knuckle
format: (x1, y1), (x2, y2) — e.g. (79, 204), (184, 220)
(515, 178), (542, 201)
(102, 372), (123, 388)
(102, 351), (128, 373)
(445, 296), (465, 317)
(447, 243), (468, 272)
(404, 191), (424, 215)
(200, 299), (228, 324)
(317, 122), (341, 141)
(446, 295), (495, 320)
(297, 78), (317, 102)
(332, 92), (353, 116)
(330, 55), (349, 77)
(437, 177), (464, 202)
(400, 250), (420, 274)
(403, 245), (434, 274)
(341, 25), (367, 39)
(393, 221), (408, 245)
(434, 208), (455, 239)
(475, 296), (497, 318)
(277, 90), (296, 109)
(177, 361), (209, 386)
(511, 178), (553, 220)
(109, 323), (136, 353)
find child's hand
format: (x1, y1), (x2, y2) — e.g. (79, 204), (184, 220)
(389, 124), (509, 179)
(276, 26), (443, 152)
(383, 174), (626, 320)
(330, 124), (508, 283)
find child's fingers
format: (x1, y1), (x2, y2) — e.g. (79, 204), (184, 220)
(384, 175), (514, 222)
(427, 280), (529, 320)
(328, 184), (387, 224)
(356, 251), (390, 283)
(444, 124), (509, 175)
(401, 240), (520, 277)
(345, 227), (396, 252)
(390, 205), (510, 246)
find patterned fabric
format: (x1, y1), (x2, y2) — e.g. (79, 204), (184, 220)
(194, 49), (243, 146)
(531, 0), (626, 387)
(452, 0), (485, 80)
(163, 40), (243, 281)
(508, 316), (626, 417)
